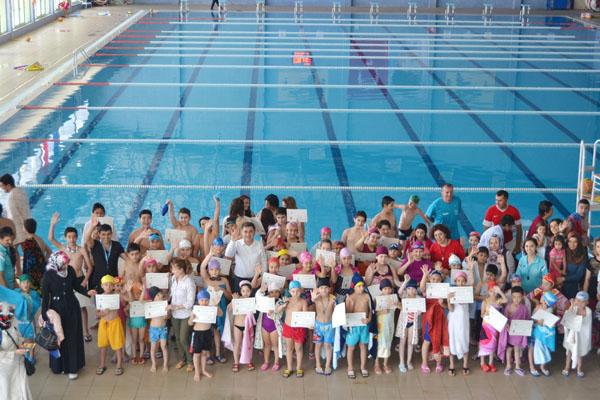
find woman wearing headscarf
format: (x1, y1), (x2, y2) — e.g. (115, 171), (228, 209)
(41, 251), (93, 380)
(0, 302), (32, 400)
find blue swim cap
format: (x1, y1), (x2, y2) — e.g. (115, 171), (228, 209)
(543, 291), (558, 308)
(197, 289), (210, 301)
(289, 280), (301, 290)
(212, 237), (224, 247)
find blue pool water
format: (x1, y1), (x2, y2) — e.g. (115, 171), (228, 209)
(0, 11), (599, 245)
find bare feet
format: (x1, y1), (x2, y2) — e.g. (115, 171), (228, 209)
(150, 365), (157, 373)
(202, 370), (213, 378)
(194, 374), (201, 382)
(162, 366), (169, 372)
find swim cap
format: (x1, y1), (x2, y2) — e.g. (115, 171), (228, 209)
(405, 279), (418, 289)
(197, 289), (210, 301)
(431, 270), (442, 278)
(179, 239), (192, 249)
(212, 237), (224, 247)
(543, 291), (558, 308)
(320, 227), (332, 234)
(208, 258), (221, 270)
(510, 273), (522, 282)
(454, 270), (467, 282)
(340, 247), (352, 258)
(299, 251), (313, 264)
(542, 274), (555, 287)
(148, 286), (161, 301)
(368, 228), (380, 236)
(409, 195), (420, 204)
(575, 291), (589, 301)
(239, 280), (252, 290)
(379, 278), (393, 291)
(448, 254), (461, 266)
(411, 241), (424, 250)
(268, 257), (280, 265)
(469, 231), (481, 239)
(18, 274), (32, 283)
(149, 233), (160, 241)
(289, 280), (301, 290)
(101, 275), (115, 285)
(317, 277), (330, 288)
(351, 273), (365, 288)
(144, 258), (159, 269)
(267, 282), (280, 292)
(375, 246), (388, 256)
(277, 249), (289, 257)
(388, 243), (400, 251)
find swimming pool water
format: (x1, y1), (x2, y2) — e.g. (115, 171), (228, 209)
(0, 11), (599, 245)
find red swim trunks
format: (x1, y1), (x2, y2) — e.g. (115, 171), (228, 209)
(282, 323), (306, 344)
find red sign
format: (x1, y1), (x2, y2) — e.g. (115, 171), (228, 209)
(293, 51), (312, 66)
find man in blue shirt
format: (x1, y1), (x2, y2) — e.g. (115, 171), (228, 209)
(425, 184), (462, 240)
(0, 226), (15, 288)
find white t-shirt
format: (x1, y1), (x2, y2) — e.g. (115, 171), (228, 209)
(225, 238), (267, 279)
(7, 187), (31, 244)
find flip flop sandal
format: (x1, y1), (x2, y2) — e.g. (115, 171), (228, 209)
(448, 368), (456, 377)
(561, 370), (569, 377)
(421, 365), (431, 374)
(515, 368), (525, 377)
(175, 361), (186, 369)
(215, 355), (227, 364)
(384, 366), (392, 374)
(282, 369), (292, 378)
(361, 369), (369, 378)
(315, 367), (324, 375)
(296, 369), (304, 378)
(347, 370), (356, 379)
(131, 358), (138, 366)
(247, 363), (256, 371)
(435, 364), (444, 373)
(272, 363), (281, 372)
(96, 367), (107, 375)
(186, 364), (194, 373)
(84, 334), (92, 343)
(324, 368), (332, 376)
(115, 367), (124, 376)
(232, 363), (240, 373)
(462, 367), (470, 376)
(206, 357), (215, 365)
(374, 366), (382, 375)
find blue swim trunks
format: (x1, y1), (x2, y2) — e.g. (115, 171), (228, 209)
(313, 320), (334, 344)
(149, 326), (168, 343)
(128, 316), (147, 329)
(345, 325), (369, 346)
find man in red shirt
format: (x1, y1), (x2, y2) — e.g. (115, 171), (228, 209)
(482, 190), (522, 254)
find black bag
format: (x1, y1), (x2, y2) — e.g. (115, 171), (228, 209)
(35, 324), (58, 351)
(5, 330), (35, 376)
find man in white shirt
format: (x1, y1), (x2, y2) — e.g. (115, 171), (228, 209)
(0, 174), (31, 245)
(225, 221), (266, 293)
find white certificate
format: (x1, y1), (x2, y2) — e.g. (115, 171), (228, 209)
(316, 249), (336, 268)
(426, 283), (450, 299)
(287, 208), (308, 223)
(146, 250), (169, 265)
(448, 286), (474, 304)
(96, 294), (120, 310)
(232, 297), (257, 315)
(263, 272), (286, 290)
(193, 305), (217, 324)
(531, 309), (560, 327)
(368, 284), (382, 297)
(332, 302), (346, 328)
(288, 242), (307, 254)
(243, 217), (265, 235)
(98, 216), (114, 230)
(129, 301), (145, 318)
(145, 272), (169, 289)
(291, 311), (315, 328)
(346, 312), (367, 327)
(144, 300), (168, 319)
(509, 319), (533, 337)
(561, 310), (583, 332)
(256, 295), (275, 313)
(165, 228), (188, 247)
(293, 274), (316, 289)
(376, 295), (399, 311)
(207, 286), (223, 306)
(355, 252), (376, 262)
(213, 257), (232, 276)
(484, 306), (508, 332)
(402, 297), (426, 313)
(379, 236), (400, 247)
(278, 264), (296, 279)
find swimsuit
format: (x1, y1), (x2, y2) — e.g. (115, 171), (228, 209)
(313, 320), (334, 344)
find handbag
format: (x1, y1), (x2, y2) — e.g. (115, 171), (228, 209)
(35, 323), (58, 351)
(5, 330), (35, 376)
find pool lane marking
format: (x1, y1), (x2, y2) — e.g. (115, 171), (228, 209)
(19, 183), (577, 193)
(92, 52), (600, 64)
(119, 25), (219, 239)
(300, 29), (357, 226)
(53, 81), (600, 93)
(240, 28), (263, 196)
(2, 138), (590, 148)
(378, 28), (572, 217)
(20, 105), (600, 116)
(342, 30), (476, 234)
(78, 63), (600, 74)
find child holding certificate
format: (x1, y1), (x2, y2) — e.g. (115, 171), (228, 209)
(256, 282), (284, 372)
(96, 275), (125, 376)
(396, 277), (420, 373)
(373, 278), (395, 375)
(224, 281), (256, 373)
(529, 291), (558, 377)
(278, 280), (308, 378)
(312, 278), (335, 376)
(562, 291), (592, 378)
(498, 286), (529, 376)
(479, 282), (507, 373)
(345, 275), (372, 379)
(292, 251), (318, 359)
(447, 270), (471, 376)
(188, 289), (214, 382)
(148, 286), (169, 373)
(419, 267), (449, 374)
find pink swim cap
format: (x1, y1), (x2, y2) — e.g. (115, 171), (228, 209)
(340, 247), (352, 258)
(299, 251), (313, 264)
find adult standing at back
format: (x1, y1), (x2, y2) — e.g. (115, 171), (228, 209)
(426, 183), (462, 240)
(84, 216), (124, 291)
(225, 222), (266, 293)
(482, 190), (523, 254)
(0, 174), (31, 246)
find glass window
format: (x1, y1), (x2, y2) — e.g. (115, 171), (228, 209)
(11, 0), (33, 28)
(1, 0), (8, 34)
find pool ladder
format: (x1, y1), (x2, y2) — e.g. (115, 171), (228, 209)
(407, 2), (417, 23)
(444, 3), (455, 24)
(332, 2), (341, 23)
(179, 0), (189, 14)
(72, 47), (89, 78)
(520, 4), (531, 26)
(577, 140), (600, 238)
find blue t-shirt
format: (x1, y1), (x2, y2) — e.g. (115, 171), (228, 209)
(0, 244), (14, 288)
(425, 197), (462, 239)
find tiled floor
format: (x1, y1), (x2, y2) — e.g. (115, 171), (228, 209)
(28, 328), (600, 400)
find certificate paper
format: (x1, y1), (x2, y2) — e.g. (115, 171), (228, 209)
(484, 306), (508, 332)
(426, 283), (450, 299)
(263, 273), (286, 290)
(375, 295), (399, 311)
(346, 312), (366, 327)
(165, 228), (187, 246)
(207, 286), (223, 306)
(144, 300), (168, 319)
(561, 310), (583, 332)
(531, 309), (560, 327)
(368, 284), (382, 297)
(146, 250), (169, 265)
(232, 297), (257, 315)
(448, 286), (474, 304)
(291, 311), (315, 328)
(293, 274), (316, 289)
(288, 242), (307, 254)
(316, 249), (336, 268)
(402, 297), (426, 313)
(129, 301), (145, 318)
(256, 295), (275, 313)
(193, 305), (217, 324)
(287, 209), (308, 223)
(509, 319), (533, 337)
(355, 252), (376, 262)
(332, 303), (346, 328)
(213, 257), (232, 276)
(278, 264), (296, 279)
(96, 294), (120, 310)
(146, 272), (169, 289)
